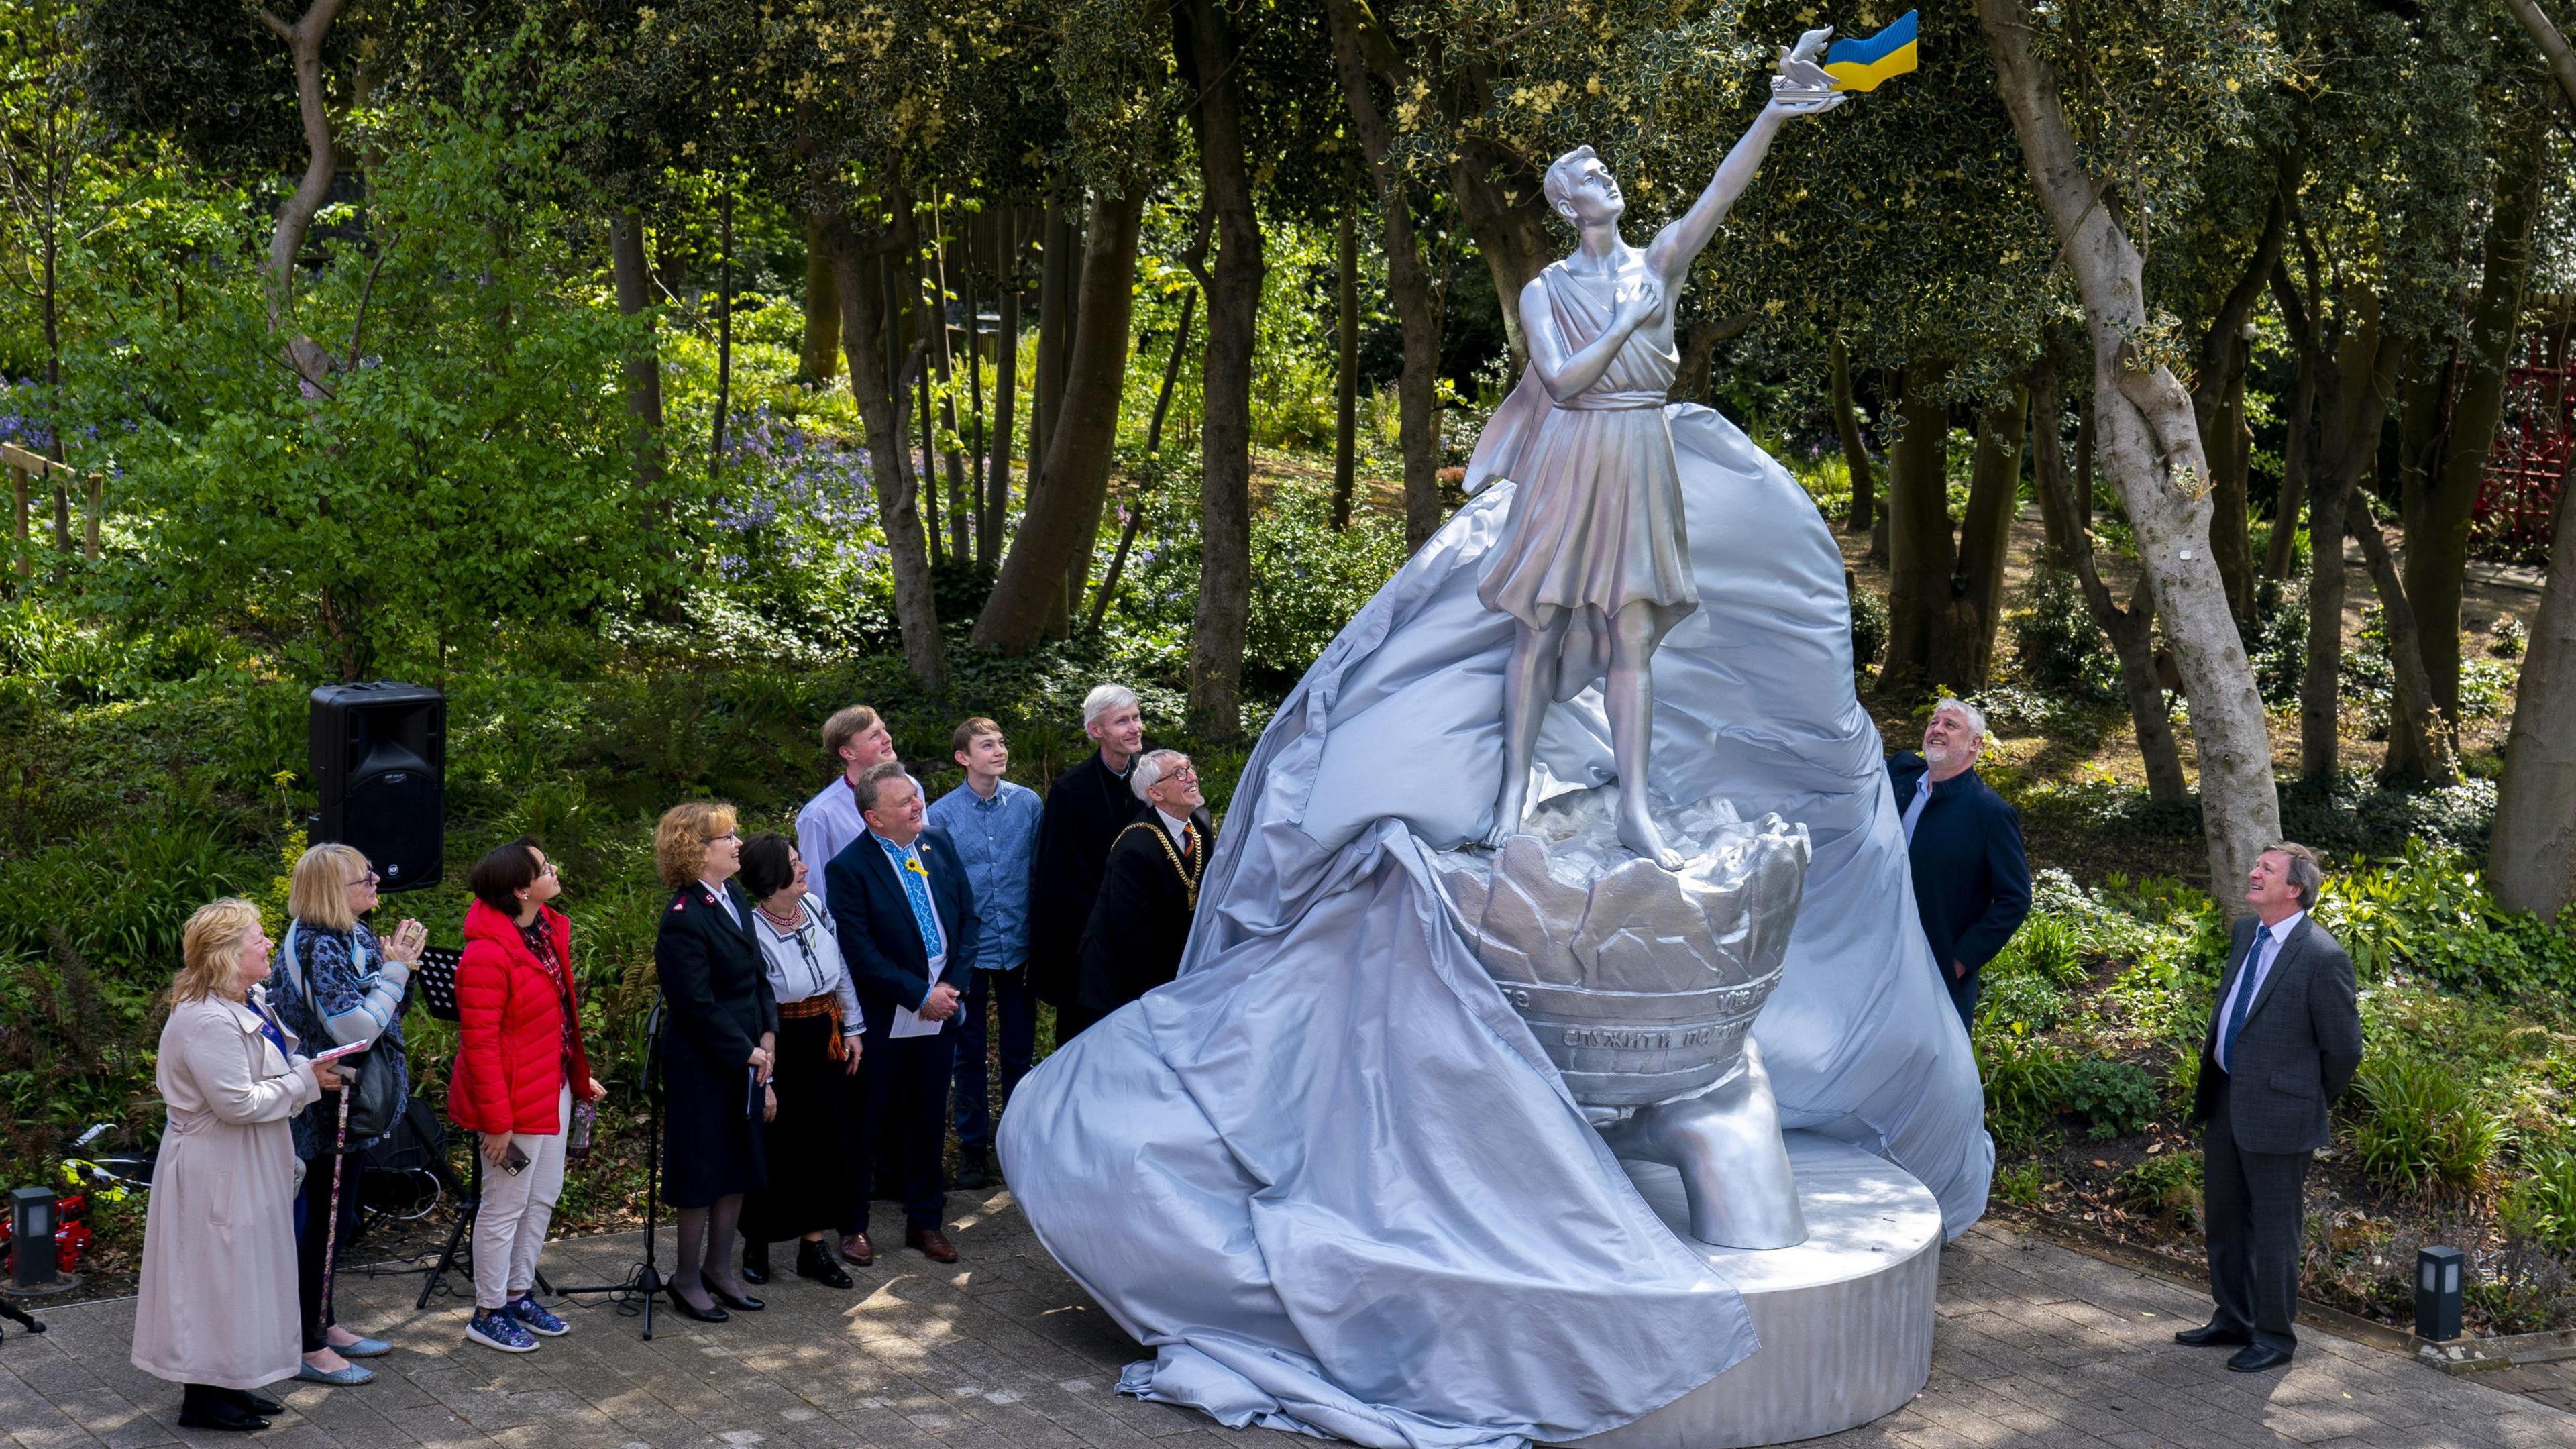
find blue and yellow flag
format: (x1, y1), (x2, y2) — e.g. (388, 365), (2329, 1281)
(1824, 10), (1919, 93)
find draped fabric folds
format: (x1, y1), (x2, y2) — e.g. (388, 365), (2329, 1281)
(999, 397), (1990, 1449)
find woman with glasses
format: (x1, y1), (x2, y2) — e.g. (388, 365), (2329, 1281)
(735, 833), (863, 1290)
(651, 802), (777, 1322)
(450, 838), (604, 1354)
(274, 844), (425, 1385)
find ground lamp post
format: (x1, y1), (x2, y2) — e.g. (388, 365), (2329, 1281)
(2416, 1246), (2465, 1342)
(6, 1187), (57, 1290)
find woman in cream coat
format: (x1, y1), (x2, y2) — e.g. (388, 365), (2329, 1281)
(132, 898), (353, 1432)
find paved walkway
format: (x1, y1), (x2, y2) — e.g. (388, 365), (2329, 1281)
(4, 1195), (2570, 1449)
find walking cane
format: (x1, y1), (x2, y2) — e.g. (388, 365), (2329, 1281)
(318, 1073), (354, 1334)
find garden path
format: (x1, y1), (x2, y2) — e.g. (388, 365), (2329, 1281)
(2, 1201), (2568, 1449)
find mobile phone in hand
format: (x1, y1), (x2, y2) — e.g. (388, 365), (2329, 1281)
(502, 1142), (531, 1176)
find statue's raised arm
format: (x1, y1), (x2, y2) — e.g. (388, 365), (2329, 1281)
(1643, 28), (1845, 284)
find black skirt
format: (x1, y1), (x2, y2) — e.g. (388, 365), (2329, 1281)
(741, 1011), (859, 1240)
(659, 1029), (767, 1210)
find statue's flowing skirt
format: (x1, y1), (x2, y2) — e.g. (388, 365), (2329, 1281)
(998, 400), (1991, 1449)
(1477, 402), (1697, 669)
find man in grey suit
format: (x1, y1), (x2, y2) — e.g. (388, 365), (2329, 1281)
(2175, 841), (2363, 1373)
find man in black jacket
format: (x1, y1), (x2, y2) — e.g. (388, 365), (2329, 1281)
(1075, 750), (1212, 1026)
(2177, 841), (2362, 1373)
(824, 763), (980, 1265)
(1030, 684), (1146, 1036)
(1886, 698), (2031, 1030)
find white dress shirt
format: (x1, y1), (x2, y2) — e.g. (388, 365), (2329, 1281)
(699, 877), (742, 927)
(1900, 775), (1935, 843)
(1157, 807), (1194, 850)
(2214, 909), (2304, 1073)
(794, 776), (867, 910)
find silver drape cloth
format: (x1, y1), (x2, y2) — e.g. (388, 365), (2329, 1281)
(999, 398), (1990, 1449)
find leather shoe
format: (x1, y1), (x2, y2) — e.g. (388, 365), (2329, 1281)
(953, 1162), (988, 1191)
(906, 1226), (959, 1263)
(700, 1273), (764, 1312)
(662, 1281), (729, 1324)
(839, 1232), (875, 1267)
(178, 1403), (268, 1432)
(2173, 1322), (2251, 1348)
(740, 1239), (771, 1285)
(2226, 1343), (2293, 1373)
(796, 1239), (854, 1289)
(227, 1391), (286, 1417)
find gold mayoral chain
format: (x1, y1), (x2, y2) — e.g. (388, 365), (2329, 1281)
(1119, 820), (1205, 910)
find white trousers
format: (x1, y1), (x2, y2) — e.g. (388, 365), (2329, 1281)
(472, 1085), (570, 1310)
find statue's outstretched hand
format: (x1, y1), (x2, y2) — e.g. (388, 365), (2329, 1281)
(1770, 27), (1845, 115)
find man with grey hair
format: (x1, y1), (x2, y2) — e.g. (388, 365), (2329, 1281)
(1070, 749), (1213, 1038)
(2178, 841), (2360, 1373)
(1886, 697), (2030, 1030)
(1029, 684), (1148, 1024)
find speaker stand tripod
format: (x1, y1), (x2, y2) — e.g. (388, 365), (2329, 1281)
(554, 998), (663, 1340)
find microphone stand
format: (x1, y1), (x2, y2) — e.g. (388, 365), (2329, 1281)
(555, 996), (663, 1340)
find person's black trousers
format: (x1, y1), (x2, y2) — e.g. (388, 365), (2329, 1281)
(952, 967), (1037, 1158)
(850, 1026), (955, 1237)
(1945, 967), (1981, 1032)
(293, 1150), (362, 1353)
(2202, 1077), (2312, 1354)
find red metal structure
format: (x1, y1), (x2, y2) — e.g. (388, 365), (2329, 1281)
(2472, 311), (2576, 563)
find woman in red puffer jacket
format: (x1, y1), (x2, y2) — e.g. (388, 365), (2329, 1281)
(449, 837), (604, 1354)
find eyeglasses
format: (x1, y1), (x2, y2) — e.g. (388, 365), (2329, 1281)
(708, 831), (741, 844)
(537, 861), (561, 878)
(344, 870), (380, 888)
(1167, 764), (1199, 780)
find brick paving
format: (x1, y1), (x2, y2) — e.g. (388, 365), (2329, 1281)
(4, 1197), (2571, 1449)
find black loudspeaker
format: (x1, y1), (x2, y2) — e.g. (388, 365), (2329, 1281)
(309, 682), (445, 891)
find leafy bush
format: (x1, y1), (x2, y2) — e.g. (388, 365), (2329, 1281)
(1848, 577), (1887, 676)
(2503, 1150), (2576, 1256)
(2488, 615), (2527, 659)
(2064, 1057), (2160, 1140)
(2010, 563), (2119, 703)
(2314, 839), (2576, 997)
(2116, 1149), (2204, 1232)
(1993, 1159), (2048, 1208)
(1993, 911), (2090, 985)
(1982, 1032), (2072, 1149)
(2349, 1055), (2507, 1198)
(2250, 574), (2308, 708)
(1978, 972), (2067, 1035)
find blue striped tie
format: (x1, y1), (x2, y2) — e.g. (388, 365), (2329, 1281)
(2218, 924), (2271, 1073)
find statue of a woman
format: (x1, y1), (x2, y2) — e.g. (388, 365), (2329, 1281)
(1481, 36), (1843, 868)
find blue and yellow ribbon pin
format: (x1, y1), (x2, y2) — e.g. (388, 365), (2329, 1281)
(1824, 10), (1919, 93)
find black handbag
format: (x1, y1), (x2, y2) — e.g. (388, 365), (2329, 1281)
(284, 923), (409, 1144)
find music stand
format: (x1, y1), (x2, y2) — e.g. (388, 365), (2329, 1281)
(411, 945), (551, 1307)
(553, 995), (663, 1340)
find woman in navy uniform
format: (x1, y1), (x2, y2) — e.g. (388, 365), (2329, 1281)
(651, 802), (777, 1323)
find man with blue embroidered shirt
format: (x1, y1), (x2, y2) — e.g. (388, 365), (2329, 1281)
(2176, 841), (2361, 1373)
(926, 716), (1042, 1191)
(1886, 697), (2031, 1030)
(824, 763), (980, 1264)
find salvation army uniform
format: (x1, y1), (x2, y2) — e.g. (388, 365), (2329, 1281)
(654, 876), (780, 1208)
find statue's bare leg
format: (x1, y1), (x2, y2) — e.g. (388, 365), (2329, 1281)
(1606, 601), (1681, 869)
(1489, 606), (1572, 846)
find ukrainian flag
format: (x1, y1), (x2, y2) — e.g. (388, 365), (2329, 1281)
(1823, 10), (1918, 93)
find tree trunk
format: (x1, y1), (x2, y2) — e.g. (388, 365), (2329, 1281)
(1448, 133), (1553, 376)
(712, 186), (733, 462)
(1327, 0), (1446, 553)
(972, 190), (1146, 655)
(2032, 354), (2188, 800)
(609, 211), (668, 495)
(2073, 394), (2095, 535)
(1030, 199), (1075, 514)
(822, 215), (944, 691)
(1333, 207), (1358, 531)
(2192, 194), (2282, 631)
(2268, 319), (2315, 582)
(2491, 453), (2576, 916)
(1878, 359), (1955, 699)
(1177, 0), (1266, 743)
(1832, 337), (1877, 533)
(1940, 390), (2028, 689)
(2409, 101), (2550, 725)
(2504, 0), (2576, 113)
(932, 222), (970, 565)
(799, 213), (841, 383)
(983, 209), (1020, 570)
(1979, 0), (2284, 897)
(2298, 288), (2397, 785)
(257, 0), (350, 350)
(2346, 490), (2457, 786)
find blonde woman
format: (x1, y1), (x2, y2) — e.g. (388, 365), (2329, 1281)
(274, 843), (423, 1383)
(651, 802), (777, 1322)
(132, 898), (354, 1432)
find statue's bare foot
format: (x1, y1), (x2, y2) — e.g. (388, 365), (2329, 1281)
(1485, 780), (1530, 849)
(1618, 796), (1685, 870)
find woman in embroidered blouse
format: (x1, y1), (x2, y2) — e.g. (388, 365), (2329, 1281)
(273, 843), (424, 1385)
(736, 833), (865, 1290)
(133, 898), (352, 1432)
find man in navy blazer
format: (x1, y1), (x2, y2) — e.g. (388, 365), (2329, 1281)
(1886, 698), (2031, 1031)
(824, 762), (980, 1265)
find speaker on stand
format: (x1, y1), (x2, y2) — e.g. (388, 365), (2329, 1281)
(309, 682), (445, 891)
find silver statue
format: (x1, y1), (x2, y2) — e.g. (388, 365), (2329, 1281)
(1434, 788), (1813, 1249)
(1484, 35), (1843, 869)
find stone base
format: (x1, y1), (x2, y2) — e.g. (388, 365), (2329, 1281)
(1562, 1132), (1941, 1448)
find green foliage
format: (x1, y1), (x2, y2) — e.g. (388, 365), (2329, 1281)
(1982, 1032), (2072, 1150)
(2250, 575), (2308, 708)
(1847, 576), (1887, 677)
(1993, 1159), (2048, 1208)
(2503, 1151), (2576, 1256)
(2312, 839), (2576, 998)
(2010, 564), (2119, 704)
(2116, 1150), (2204, 1231)
(2063, 1057), (2159, 1141)
(2348, 1054), (2506, 1199)
(1978, 972), (2066, 1036)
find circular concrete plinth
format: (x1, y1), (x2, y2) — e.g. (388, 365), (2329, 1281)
(1564, 1132), (1942, 1448)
